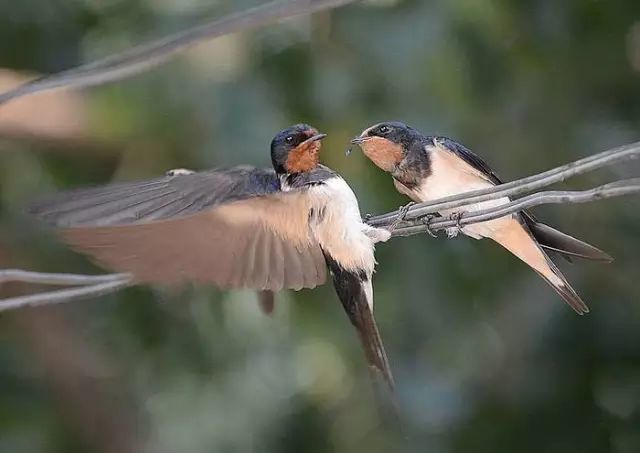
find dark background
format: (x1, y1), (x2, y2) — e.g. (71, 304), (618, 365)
(1, 1), (640, 452)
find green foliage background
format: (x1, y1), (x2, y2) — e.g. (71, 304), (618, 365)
(1, 1), (640, 452)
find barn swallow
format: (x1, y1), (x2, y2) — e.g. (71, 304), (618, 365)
(352, 121), (613, 314)
(28, 124), (395, 391)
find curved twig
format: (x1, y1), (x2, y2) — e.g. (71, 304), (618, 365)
(0, 0), (357, 105)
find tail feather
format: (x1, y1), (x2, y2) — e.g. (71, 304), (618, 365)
(533, 262), (590, 315)
(323, 254), (395, 393)
(522, 213), (613, 263)
(492, 218), (590, 314)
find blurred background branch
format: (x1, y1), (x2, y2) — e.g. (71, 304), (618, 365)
(0, 275), (132, 312)
(0, 270), (129, 286)
(0, 0), (358, 105)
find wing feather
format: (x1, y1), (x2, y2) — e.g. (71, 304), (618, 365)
(29, 167), (327, 291)
(284, 243), (304, 291)
(28, 167), (280, 227)
(269, 233), (285, 291)
(436, 139), (614, 263)
(254, 228), (272, 289)
(435, 137), (503, 185)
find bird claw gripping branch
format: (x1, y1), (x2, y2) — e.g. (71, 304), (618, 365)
(388, 202), (416, 232)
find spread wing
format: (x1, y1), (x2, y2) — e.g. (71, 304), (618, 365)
(28, 167), (327, 290)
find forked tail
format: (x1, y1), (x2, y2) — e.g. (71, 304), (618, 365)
(491, 217), (589, 314)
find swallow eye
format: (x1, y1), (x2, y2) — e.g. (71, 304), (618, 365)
(378, 125), (390, 135)
(285, 135), (294, 144)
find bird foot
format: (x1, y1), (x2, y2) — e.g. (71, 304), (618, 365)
(420, 214), (439, 238)
(388, 202), (415, 232)
(447, 212), (465, 238)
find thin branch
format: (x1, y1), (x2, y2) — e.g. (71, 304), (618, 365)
(367, 140), (640, 227)
(0, 0), (357, 105)
(387, 178), (640, 237)
(0, 270), (129, 286)
(0, 277), (133, 312)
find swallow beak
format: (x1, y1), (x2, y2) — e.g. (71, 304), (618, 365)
(300, 133), (327, 146)
(347, 135), (368, 156)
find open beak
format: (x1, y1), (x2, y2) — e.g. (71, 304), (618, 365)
(300, 133), (327, 146)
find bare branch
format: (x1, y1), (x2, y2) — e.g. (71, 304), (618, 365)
(0, 277), (133, 312)
(0, 0), (357, 105)
(386, 178), (640, 238)
(0, 270), (129, 286)
(367, 140), (640, 227)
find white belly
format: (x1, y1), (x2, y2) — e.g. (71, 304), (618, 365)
(308, 177), (377, 273)
(398, 148), (512, 240)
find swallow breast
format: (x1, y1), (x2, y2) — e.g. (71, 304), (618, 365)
(307, 176), (377, 274)
(411, 145), (512, 239)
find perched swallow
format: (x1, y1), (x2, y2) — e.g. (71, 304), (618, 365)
(29, 124), (395, 391)
(352, 121), (613, 314)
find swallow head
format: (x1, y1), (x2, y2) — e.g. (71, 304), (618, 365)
(351, 121), (418, 172)
(271, 124), (327, 175)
